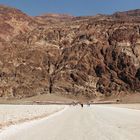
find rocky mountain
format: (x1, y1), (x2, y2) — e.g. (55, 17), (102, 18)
(0, 5), (140, 99)
(36, 13), (73, 20)
(0, 5), (38, 42)
(112, 9), (140, 21)
(35, 13), (74, 26)
(113, 9), (140, 17)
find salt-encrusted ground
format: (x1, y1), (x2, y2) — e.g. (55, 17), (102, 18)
(1, 105), (140, 140)
(0, 105), (65, 130)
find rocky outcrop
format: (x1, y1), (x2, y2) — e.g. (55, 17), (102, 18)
(112, 9), (140, 22)
(34, 13), (74, 26)
(0, 5), (38, 42)
(113, 9), (140, 18)
(0, 6), (140, 99)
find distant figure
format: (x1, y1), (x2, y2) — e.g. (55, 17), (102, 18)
(87, 103), (90, 107)
(72, 101), (76, 106)
(116, 99), (120, 103)
(80, 103), (83, 108)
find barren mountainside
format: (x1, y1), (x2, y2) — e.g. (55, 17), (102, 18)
(0, 5), (140, 99)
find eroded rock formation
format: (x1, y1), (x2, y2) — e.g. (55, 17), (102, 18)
(0, 5), (140, 98)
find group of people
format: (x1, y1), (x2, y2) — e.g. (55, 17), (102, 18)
(70, 101), (90, 108)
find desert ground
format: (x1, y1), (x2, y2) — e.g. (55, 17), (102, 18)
(0, 94), (77, 104)
(0, 104), (140, 140)
(0, 105), (64, 130)
(106, 104), (140, 110)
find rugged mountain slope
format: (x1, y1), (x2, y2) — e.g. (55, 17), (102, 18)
(0, 6), (140, 99)
(34, 13), (74, 27)
(113, 9), (140, 21)
(0, 5), (38, 42)
(113, 9), (140, 17)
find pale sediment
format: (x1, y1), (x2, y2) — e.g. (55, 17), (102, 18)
(0, 105), (65, 130)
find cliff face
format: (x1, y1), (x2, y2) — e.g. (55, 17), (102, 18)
(0, 6), (140, 98)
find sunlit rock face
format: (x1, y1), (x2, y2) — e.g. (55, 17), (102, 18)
(0, 5), (140, 98)
(0, 5), (38, 42)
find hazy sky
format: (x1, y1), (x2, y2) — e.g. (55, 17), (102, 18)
(0, 0), (140, 16)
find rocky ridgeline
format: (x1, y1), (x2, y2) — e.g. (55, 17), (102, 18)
(0, 5), (140, 99)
